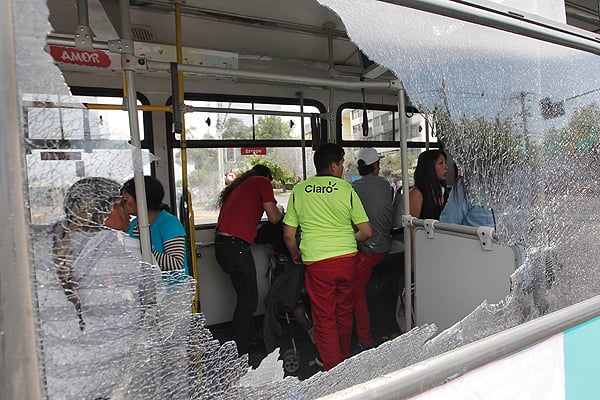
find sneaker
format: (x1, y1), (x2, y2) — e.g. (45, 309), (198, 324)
(306, 326), (315, 344)
(357, 343), (372, 353)
(313, 355), (323, 368)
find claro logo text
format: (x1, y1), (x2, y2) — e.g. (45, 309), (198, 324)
(304, 181), (338, 193)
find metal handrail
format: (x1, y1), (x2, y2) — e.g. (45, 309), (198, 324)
(408, 216), (496, 238)
(384, 0), (600, 55)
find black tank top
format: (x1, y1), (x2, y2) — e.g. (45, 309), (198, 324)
(419, 186), (449, 220)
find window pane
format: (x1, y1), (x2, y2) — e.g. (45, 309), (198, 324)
(26, 149), (151, 225)
(184, 100), (319, 140)
(340, 108), (436, 144)
(342, 147), (423, 189)
(25, 96), (144, 141)
(24, 95), (150, 225)
(174, 147), (315, 224)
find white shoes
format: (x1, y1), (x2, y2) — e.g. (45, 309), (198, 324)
(307, 326), (315, 344)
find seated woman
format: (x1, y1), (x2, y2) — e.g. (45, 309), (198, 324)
(51, 177), (129, 323)
(409, 149), (449, 220)
(42, 177), (149, 398)
(120, 176), (189, 277)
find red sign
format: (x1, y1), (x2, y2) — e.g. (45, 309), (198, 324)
(241, 147), (267, 156)
(48, 45), (111, 68)
(225, 171), (237, 182)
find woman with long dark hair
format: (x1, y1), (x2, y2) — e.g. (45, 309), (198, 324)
(409, 149), (449, 220)
(121, 176), (188, 275)
(214, 164), (283, 356)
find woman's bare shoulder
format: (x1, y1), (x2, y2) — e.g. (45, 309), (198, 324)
(409, 187), (422, 198)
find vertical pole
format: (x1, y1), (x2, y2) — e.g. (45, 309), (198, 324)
(174, 1), (200, 312)
(0, 1), (42, 398)
(398, 84), (413, 331)
(76, 0), (89, 26)
(119, 0), (153, 265)
(297, 92), (307, 180)
(326, 22), (336, 141)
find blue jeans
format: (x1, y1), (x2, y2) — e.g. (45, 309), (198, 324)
(214, 236), (258, 355)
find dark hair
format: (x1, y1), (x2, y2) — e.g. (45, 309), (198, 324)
(121, 176), (165, 211)
(314, 143), (344, 174)
(414, 149), (448, 214)
(357, 160), (377, 176)
(216, 164), (272, 208)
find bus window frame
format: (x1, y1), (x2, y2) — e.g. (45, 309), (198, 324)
(69, 87), (154, 152)
(336, 102), (440, 151)
(165, 93), (327, 220)
(24, 88), (153, 153)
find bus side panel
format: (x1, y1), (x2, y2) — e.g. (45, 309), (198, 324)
(194, 227), (269, 325)
(414, 228), (517, 333)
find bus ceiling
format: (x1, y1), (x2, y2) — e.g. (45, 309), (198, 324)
(46, 0), (600, 85)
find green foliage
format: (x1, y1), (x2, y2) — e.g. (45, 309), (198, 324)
(436, 111), (526, 178)
(379, 151), (418, 186)
(256, 116), (292, 139)
(380, 151), (401, 174)
(431, 106), (531, 212)
(544, 103), (600, 155)
(176, 114), (300, 196)
(247, 156), (298, 184)
(221, 117), (252, 139)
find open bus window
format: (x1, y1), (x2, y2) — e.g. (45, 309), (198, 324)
(338, 104), (437, 146)
(173, 99), (322, 224)
(181, 100), (320, 141)
(173, 147), (315, 225)
(342, 146), (419, 189)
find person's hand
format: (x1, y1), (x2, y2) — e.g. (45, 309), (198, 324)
(276, 204), (285, 222)
(291, 250), (302, 264)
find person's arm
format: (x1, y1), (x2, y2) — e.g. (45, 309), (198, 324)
(408, 187), (423, 270)
(354, 221), (372, 242)
(409, 187), (423, 218)
(264, 201), (284, 223)
(153, 236), (185, 271)
(349, 189), (372, 242)
(283, 224), (302, 264)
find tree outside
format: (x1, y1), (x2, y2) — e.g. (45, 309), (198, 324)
(174, 115), (301, 214)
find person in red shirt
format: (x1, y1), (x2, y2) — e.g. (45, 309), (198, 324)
(214, 164), (283, 356)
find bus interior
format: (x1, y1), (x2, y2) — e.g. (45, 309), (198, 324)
(6, 0), (600, 398)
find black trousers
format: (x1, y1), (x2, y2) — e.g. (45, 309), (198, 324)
(214, 236), (258, 356)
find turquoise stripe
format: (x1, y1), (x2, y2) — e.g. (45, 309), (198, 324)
(564, 316), (600, 400)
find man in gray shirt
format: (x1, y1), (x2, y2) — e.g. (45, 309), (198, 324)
(351, 147), (394, 349)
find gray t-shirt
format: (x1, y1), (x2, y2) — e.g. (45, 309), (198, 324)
(352, 175), (394, 253)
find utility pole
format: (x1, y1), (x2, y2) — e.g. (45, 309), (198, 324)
(517, 91), (530, 151)
(440, 80), (451, 118)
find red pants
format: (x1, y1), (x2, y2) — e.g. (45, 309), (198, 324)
(354, 251), (388, 347)
(304, 255), (357, 371)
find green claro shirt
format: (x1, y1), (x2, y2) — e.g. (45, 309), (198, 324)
(283, 175), (369, 263)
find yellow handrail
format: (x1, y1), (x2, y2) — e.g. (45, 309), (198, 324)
(174, 1), (201, 314)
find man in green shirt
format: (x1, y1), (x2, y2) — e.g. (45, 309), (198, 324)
(283, 143), (372, 371)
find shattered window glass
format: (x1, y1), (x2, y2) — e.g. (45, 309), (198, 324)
(315, 0), (600, 394)
(16, 0), (600, 398)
